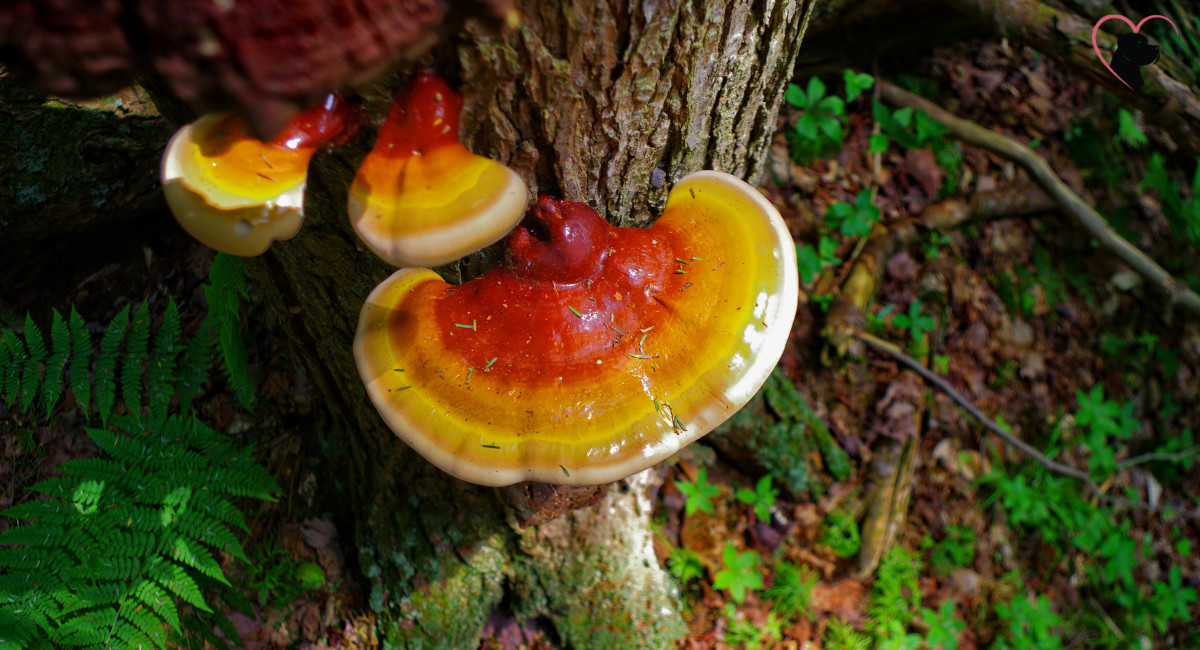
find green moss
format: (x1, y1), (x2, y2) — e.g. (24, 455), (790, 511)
(382, 535), (509, 650)
(714, 370), (852, 497)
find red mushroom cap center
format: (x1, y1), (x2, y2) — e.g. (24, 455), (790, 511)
(270, 92), (364, 150)
(506, 194), (611, 282)
(374, 70), (464, 159)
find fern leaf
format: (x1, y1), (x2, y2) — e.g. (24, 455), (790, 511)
(1, 330), (26, 406)
(204, 254), (255, 410)
(177, 512), (248, 562)
(111, 616), (167, 650)
(68, 307), (92, 414)
(170, 537), (228, 584)
(19, 314), (46, 413)
(147, 299), (182, 420)
(54, 605), (116, 645)
(95, 304), (131, 425)
(41, 309), (69, 417)
(0, 331), (14, 404)
(174, 321), (214, 415)
(150, 560), (210, 613)
(61, 457), (129, 485)
(133, 579), (180, 632)
(217, 321), (255, 410)
(121, 301), (152, 418)
(118, 599), (171, 648)
(195, 495), (250, 533)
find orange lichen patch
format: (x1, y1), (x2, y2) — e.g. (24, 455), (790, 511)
(162, 93), (360, 256)
(355, 171), (798, 486)
(347, 69), (526, 267)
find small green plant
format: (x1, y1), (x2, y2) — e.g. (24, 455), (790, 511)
(675, 467), (721, 515)
(922, 231), (954, 259)
(785, 70), (875, 164)
(1073, 385), (1139, 479)
(824, 618), (871, 650)
(983, 445), (1198, 638)
(923, 524), (976, 575)
(932, 354), (951, 375)
(993, 594), (1064, 650)
(667, 546), (704, 587)
(869, 100), (949, 153)
(1115, 109), (1148, 149)
(920, 600), (964, 649)
(819, 510), (861, 558)
(722, 603), (782, 650)
(866, 546), (922, 639)
(843, 69), (875, 102)
(876, 620), (922, 650)
(825, 189), (882, 238)
(764, 561), (818, 622)
(1140, 153), (1200, 246)
(713, 543), (763, 604)
(890, 299), (936, 343)
(296, 562), (326, 591)
(735, 475), (778, 521)
(796, 235), (841, 284)
(244, 538), (308, 607)
(785, 77), (847, 163)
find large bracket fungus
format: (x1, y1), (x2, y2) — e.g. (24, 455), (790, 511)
(355, 171), (799, 486)
(161, 93), (362, 256)
(347, 70), (528, 268)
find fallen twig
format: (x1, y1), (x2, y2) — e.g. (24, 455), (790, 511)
(878, 80), (1200, 316)
(853, 329), (1200, 521)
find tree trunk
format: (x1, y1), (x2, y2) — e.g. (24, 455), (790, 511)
(240, 2), (814, 646)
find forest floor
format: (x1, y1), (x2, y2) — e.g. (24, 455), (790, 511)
(2, 35), (1198, 650)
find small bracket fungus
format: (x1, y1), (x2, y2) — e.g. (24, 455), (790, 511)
(347, 70), (528, 267)
(161, 93), (361, 256)
(354, 171), (799, 486)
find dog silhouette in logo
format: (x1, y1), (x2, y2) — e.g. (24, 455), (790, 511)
(1110, 32), (1160, 91)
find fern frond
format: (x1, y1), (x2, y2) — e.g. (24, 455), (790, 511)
(41, 310), (69, 417)
(121, 301), (152, 418)
(170, 538), (228, 584)
(194, 495), (249, 533)
(1, 413), (276, 649)
(175, 511), (248, 562)
(60, 457), (129, 485)
(95, 304), (131, 425)
(147, 299), (182, 420)
(174, 322), (214, 415)
(133, 579), (181, 633)
(19, 314), (46, 413)
(204, 254), (255, 410)
(150, 560), (211, 613)
(0, 330), (20, 404)
(67, 308), (92, 414)
(55, 606), (116, 645)
(110, 616), (167, 650)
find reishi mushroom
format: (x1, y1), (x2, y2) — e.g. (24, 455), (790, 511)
(347, 70), (528, 267)
(354, 170), (798, 486)
(161, 93), (361, 256)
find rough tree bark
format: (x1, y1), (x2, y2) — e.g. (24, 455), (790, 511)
(236, 1), (814, 647)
